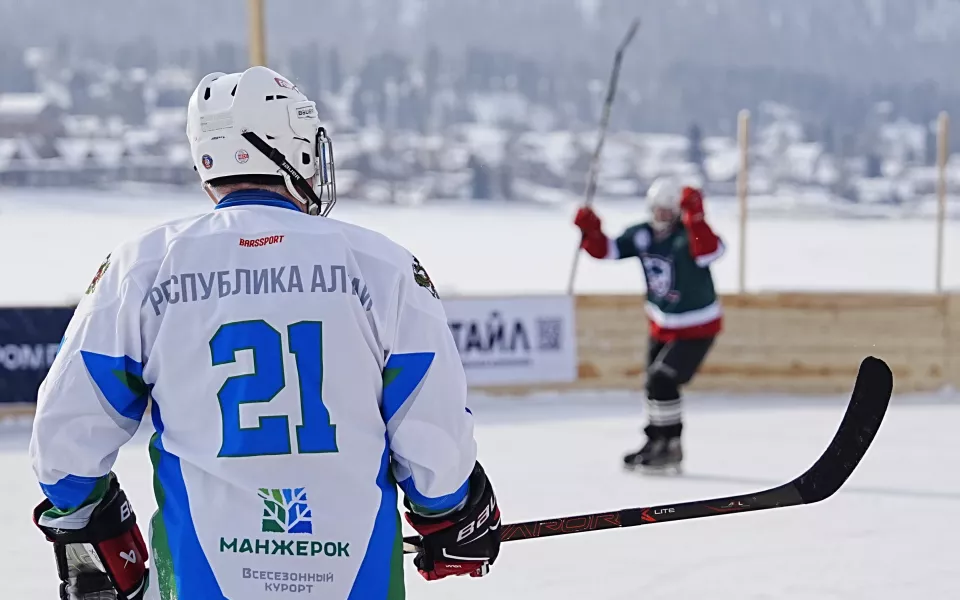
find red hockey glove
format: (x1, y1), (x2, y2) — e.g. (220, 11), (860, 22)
(573, 206), (609, 258)
(680, 187), (705, 224)
(34, 473), (148, 600)
(574, 206), (602, 233)
(678, 187), (722, 260)
(404, 462), (501, 581)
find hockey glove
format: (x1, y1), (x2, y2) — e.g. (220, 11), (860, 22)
(404, 462), (501, 581)
(34, 473), (148, 600)
(680, 187), (705, 223)
(679, 186), (723, 260)
(573, 206), (609, 258)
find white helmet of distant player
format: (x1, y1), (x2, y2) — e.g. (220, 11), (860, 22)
(646, 177), (682, 232)
(186, 66), (337, 215)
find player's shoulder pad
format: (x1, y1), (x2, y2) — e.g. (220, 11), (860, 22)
(629, 221), (654, 235)
(76, 212), (210, 312)
(322, 217), (441, 301)
(321, 216), (408, 261)
(624, 222), (652, 252)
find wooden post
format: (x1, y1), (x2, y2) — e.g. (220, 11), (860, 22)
(935, 112), (949, 293)
(248, 0), (267, 67)
(737, 110), (750, 293)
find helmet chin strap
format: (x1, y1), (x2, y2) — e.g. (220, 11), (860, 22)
(241, 130), (322, 214)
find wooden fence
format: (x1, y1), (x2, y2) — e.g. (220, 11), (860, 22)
(4, 293), (956, 422)
(570, 293), (960, 394)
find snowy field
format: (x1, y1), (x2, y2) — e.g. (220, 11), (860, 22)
(3, 390), (959, 599)
(1, 188), (960, 305)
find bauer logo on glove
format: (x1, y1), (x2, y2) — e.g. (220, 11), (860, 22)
(405, 462), (501, 581)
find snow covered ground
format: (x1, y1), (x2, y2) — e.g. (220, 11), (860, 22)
(2, 188), (960, 306)
(3, 390), (958, 598)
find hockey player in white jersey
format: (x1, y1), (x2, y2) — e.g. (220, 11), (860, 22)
(30, 66), (501, 600)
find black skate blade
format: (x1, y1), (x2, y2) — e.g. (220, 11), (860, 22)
(624, 462), (684, 476)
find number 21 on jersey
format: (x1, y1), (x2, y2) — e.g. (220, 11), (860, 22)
(210, 320), (337, 457)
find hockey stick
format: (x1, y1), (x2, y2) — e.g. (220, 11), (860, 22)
(566, 18), (641, 295)
(403, 356), (892, 553)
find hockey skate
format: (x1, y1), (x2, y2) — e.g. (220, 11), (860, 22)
(623, 436), (683, 474)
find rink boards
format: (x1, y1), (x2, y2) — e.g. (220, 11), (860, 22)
(505, 292), (960, 394)
(2, 292), (959, 416)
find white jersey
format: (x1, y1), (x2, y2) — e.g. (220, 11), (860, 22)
(30, 190), (477, 600)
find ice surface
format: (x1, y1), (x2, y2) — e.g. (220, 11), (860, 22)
(2, 188), (960, 305)
(4, 189), (959, 595)
(4, 391), (959, 598)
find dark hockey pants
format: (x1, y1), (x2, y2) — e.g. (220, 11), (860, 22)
(644, 336), (715, 439)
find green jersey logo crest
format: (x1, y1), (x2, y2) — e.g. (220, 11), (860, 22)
(259, 487), (313, 534)
(412, 256), (439, 299)
(86, 254), (111, 295)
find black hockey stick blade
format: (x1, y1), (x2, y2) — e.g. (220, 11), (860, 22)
(402, 356), (891, 553)
(792, 355), (892, 503)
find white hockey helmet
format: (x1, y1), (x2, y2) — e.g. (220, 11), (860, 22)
(646, 177), (682, 231)
(186, 66), (337, 215)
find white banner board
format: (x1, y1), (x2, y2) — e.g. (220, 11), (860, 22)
(442, 295), (577, 386)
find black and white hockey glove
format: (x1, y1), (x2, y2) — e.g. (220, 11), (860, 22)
(33, 473), (148, 600)
(404, 461), (501, 581)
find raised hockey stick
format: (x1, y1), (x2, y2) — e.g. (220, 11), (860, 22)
(403, 356), (892, 553)
(567, 18), (641, 295)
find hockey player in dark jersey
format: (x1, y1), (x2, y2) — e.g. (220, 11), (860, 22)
(574, 178), (725, 471)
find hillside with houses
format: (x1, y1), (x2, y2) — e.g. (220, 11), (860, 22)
(1, 40), (958, 210)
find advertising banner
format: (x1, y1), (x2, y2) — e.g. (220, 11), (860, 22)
(0, 308), (74, 404)
(0, 296), (579, 404)
(443, 295), (577, 386)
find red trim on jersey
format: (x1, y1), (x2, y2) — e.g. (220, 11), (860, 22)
(650, 316), (722, 342)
